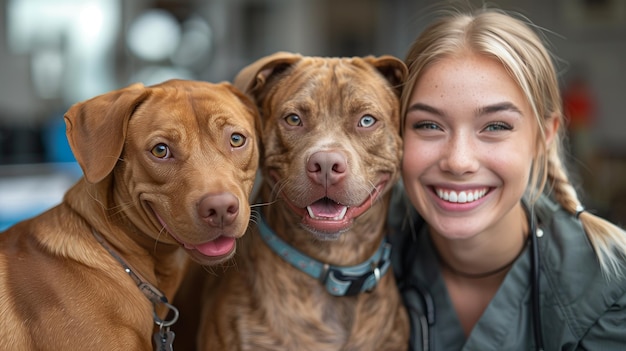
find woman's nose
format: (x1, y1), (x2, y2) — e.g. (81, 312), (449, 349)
(439, 134), (480, 175)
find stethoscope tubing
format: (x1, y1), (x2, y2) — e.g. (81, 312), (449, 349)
(530, 206), (545, 351)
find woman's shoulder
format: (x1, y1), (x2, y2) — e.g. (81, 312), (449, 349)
(535, 194), (624, 283)
(535, 195), (626, 341)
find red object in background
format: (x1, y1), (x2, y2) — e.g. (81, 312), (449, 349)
(563, 77), (596, 130)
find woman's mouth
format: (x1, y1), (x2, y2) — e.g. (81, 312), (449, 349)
(435, 188), (488, 203)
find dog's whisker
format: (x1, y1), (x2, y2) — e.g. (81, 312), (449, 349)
(108, 202), (135, 218)
(200, 264), (219, 276)
(250, 199), (279, 209)
(152, 226), (168, 254)
(270, 179), (288, 202)
(84, 183), (109, 210)
(366, 179), (378, 210)
(220, 258), (237, 270)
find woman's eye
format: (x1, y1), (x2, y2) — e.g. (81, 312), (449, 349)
(412, 121), (441, 131)
(484, 122), (513, 132)
(230, 133), (246, 147)
(285, 114), (302, 126)
(151, 143), (170, 158)
(358, 115), (377, 128)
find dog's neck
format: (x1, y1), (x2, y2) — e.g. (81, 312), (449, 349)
(256, 211), (392, 296)
(65, 178), (186, 302)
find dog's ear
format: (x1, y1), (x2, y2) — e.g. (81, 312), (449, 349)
(364, 56), (408, 97)
(64, 83), (150, 184)
(233, 51), (302, 98)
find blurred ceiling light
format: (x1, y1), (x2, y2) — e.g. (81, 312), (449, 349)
(127, 9), (182, 62)
(76, 2), (105, 40)
(31, 50), (64, 99)
(170, 16), (213, 67)
(7, 0), (69, 54)
(6, 0), (120, 103)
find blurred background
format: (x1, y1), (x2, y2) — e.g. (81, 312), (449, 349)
(1, 0), (625, 230)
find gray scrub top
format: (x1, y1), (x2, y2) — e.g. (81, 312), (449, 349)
(389, 193), (626, 350)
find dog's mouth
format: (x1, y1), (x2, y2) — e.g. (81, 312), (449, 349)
(306, 198), (348, 221)
(283, 179), (388, 236)
(166, 226), (237, 265)
(176, 236), (236, 265)
(179, 236), (235, 257)
(148, 204), (237, 264)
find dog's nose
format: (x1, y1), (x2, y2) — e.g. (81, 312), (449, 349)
(198, 193), (240, 228)
(307, 151), (347, 186)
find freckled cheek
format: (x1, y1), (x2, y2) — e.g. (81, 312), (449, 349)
(401, 139), (438, 177)
(485, 148), (533, 185)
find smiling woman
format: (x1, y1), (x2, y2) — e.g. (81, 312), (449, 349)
(403, 52), (542, 241)
(390, 7), (626, 351)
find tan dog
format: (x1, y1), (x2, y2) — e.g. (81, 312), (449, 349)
(0, 79), (260, 351)
(196, 52), (410, 350)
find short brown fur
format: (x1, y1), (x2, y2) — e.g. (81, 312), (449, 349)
(196, 53), (410, 350)
(0, 79), (260, 350)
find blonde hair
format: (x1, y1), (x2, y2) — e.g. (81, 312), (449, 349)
(401, 8), (626, 279)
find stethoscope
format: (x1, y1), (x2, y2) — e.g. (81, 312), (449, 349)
(400, 205), (545, 351)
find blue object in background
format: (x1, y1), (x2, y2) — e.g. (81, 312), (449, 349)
(0, 114), (81, 231)
(0, 163), (82, 231)
(43, 111), (76, 163)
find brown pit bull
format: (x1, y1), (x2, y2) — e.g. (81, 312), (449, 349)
(0, 79), (260, 350)
(195, 52), (410, 350)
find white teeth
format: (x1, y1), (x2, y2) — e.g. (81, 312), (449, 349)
(436, 188), (487, 203)
(449, 191), (458, 202)
(306, 206), (348, 220)
(337, 206), (347, 220)
(458, 192), (467, 203)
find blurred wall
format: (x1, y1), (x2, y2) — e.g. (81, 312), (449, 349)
(0, 0), (625, 222)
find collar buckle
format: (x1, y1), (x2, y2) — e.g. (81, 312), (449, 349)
(322, 249), (391, 296)
(325, 263), (382, 296)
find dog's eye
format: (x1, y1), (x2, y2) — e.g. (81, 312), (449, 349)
(285, 114), (302, 126)
(358, 115), (377, 128)
(230, 133), (246, 147)
(151, 143), (170, 158)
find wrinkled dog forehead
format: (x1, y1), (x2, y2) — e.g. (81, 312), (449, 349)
(277, 57), (394, 91)
(266, 58), (399, 119)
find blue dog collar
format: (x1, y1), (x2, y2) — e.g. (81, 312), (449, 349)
(256, 212), (392, 296)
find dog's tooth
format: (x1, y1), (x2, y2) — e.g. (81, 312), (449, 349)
(337, 206), (347, 220)
(306, 206), (315, 219)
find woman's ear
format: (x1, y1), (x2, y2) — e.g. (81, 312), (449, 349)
(544, 112), (561, 147)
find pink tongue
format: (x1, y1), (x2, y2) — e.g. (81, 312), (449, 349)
(309, 198), (345, 218)
(194, 236), (235, 257)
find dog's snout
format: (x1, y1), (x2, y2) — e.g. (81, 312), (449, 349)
(198, 193), (240, 228)
(307, 151), (347, 186)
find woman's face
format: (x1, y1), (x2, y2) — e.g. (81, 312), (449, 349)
(402, 53), (538, 240)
